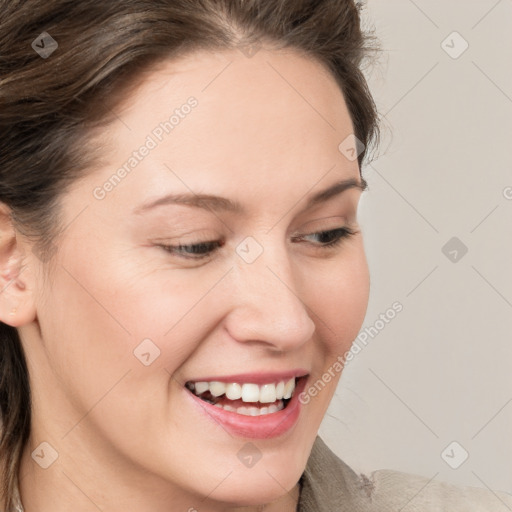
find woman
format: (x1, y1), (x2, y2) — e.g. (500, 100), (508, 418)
(0, 1), (511, 511)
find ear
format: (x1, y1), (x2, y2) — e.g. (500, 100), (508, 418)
(0, 203), (37, 327)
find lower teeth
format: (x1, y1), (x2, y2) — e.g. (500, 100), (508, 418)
(214, 400), (285, 416)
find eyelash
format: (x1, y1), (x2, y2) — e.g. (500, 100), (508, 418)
(158, 226), (358, 260)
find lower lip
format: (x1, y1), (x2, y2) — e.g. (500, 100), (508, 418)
(185, 377), (308, 439)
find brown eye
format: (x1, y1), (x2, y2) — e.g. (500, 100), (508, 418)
(159, 240), (224, 259)
(292, 226), (358, 249)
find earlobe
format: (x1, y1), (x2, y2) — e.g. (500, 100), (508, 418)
(0, 203), (37, 327)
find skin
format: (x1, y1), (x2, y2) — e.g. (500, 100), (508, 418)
(0, 47), (370, 511)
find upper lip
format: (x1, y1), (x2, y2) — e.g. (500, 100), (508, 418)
(185, 370), (309, 385)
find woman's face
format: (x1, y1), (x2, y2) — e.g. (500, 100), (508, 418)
(19, 48), (369, 509)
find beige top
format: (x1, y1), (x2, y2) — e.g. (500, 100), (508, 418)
(299, 436), (512, 511)
(7, 436), (512, 511)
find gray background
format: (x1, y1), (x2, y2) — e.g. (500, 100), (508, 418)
(321, 0), (512, 495)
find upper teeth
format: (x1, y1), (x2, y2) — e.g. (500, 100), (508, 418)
(190, 378), (296, 403)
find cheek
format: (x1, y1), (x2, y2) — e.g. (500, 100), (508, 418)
(35, 249), (218, 412)
(58, 251), (234, 355)
(304, 242), (370, 356)
(35, 265), (138, 415)
(295, 243), (369, 415)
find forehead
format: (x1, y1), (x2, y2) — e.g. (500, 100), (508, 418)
(82, 48), (359, 214)
(110, 47), (354, 154)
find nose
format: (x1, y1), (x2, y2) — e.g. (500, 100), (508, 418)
(223, 241), (316, 353)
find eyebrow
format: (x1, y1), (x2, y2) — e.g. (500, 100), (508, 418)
(134, 176), (367, 215)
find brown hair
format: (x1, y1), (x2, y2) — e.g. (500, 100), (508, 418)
(0, 0), (379, 508)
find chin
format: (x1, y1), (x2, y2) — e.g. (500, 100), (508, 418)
(205, 457), (304, 505)
(211, 482), (293, 508)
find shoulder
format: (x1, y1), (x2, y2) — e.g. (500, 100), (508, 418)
(368, 467), (512, 511)
(299, 436), (512, 512)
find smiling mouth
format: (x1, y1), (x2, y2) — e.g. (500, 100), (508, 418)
(185, 377), (303, 416)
